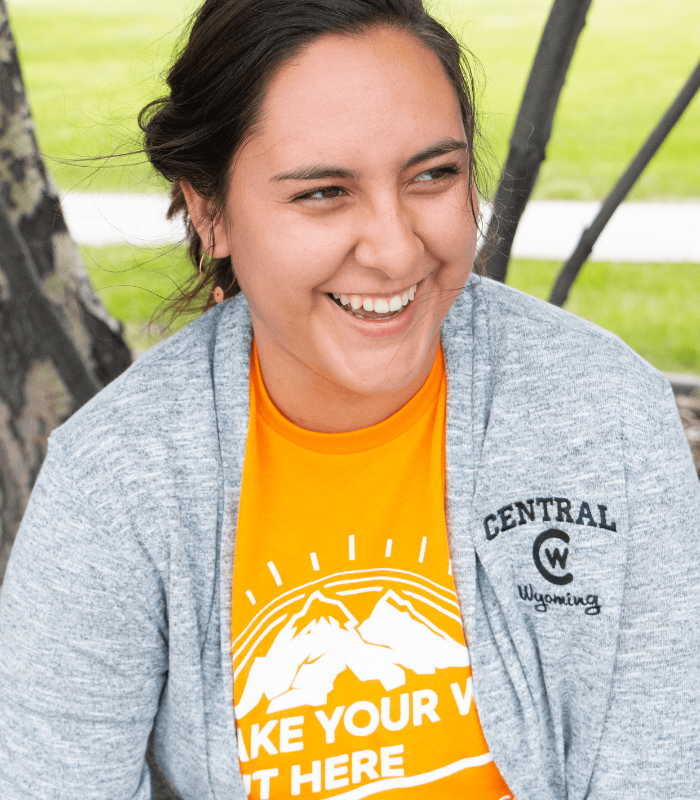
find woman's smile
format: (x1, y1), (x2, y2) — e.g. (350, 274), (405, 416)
(328, 281), (418, 320)
(322, 278), (423, 340)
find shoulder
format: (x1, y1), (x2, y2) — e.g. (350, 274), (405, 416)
(445, 276), (669, 418)
(52, 305), (218, 456)
(3, 299), (253, 640)
(469, 276), (656, 374)
(47, 296), (251, 503)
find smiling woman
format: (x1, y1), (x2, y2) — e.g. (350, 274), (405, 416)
(1, 1), (699, 799)
(143, 0), (483, 432)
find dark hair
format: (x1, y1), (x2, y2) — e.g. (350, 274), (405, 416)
(140, 0), (483, 315)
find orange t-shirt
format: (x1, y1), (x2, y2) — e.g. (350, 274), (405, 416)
(232, 344), (512, 800)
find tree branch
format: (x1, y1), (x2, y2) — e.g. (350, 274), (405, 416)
(549, 57), (700, 307)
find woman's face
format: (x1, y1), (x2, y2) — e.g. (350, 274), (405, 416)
(209, 27), (477, 401)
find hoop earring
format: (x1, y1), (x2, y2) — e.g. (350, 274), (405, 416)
(198, 252), (236, 304)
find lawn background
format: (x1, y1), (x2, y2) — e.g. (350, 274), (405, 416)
(8, 0), (700, 373)
(10, 0), (700, 199)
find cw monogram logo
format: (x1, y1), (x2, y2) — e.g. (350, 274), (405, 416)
(532, 529), (573, 586)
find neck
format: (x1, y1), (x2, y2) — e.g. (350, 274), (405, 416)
(253, 334), (439, 434)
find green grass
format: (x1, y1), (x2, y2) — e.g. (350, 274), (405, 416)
(10, 0), (700, 199)
(80, 242), (197, 352)
(81, 244), (700, 374)
(8, 0), (197, 193)
(507, 259), (700, 374)
(443, 0), (700, 200)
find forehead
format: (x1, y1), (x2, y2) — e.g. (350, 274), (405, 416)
(239, 28), (465, 173)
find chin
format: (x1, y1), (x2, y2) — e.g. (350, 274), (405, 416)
(320, 348), (433, 398)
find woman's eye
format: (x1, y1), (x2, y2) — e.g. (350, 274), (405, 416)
(413, 166), (457, 183)
(300, 186), (345, 201)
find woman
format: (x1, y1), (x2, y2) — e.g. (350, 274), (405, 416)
(0, 1), (698, 798)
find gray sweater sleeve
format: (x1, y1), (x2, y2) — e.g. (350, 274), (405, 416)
(588, 378), (700, 798)
(0, 442), (168, 800)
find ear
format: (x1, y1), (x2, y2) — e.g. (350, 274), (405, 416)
(181, 181), (232, 258)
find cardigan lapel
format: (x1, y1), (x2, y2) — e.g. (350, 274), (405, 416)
(442, 277), (552, 800)
(441, 280), (480, 648)
(212, 295), (254, 800)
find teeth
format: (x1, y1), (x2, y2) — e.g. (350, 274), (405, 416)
(374, 299), (390, 313)
(330, 284), (418, 316)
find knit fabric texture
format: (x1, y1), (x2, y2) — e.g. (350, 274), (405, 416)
(1, 276), (698, 799)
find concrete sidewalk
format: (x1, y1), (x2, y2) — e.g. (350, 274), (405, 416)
(59, 191), (700, 263)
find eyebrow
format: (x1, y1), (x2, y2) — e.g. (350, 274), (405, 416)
(271, 164), (357, 182)
(399, 137), (468, 172)
(270, 137), (468, 183)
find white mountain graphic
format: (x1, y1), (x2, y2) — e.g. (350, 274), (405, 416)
(235, 589), (468, 719)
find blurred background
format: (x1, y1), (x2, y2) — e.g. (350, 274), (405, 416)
(8, 0), (700, 370)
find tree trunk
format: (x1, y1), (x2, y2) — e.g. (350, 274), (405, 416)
(0, 0), (132, 586)
(677, 395), (700, 480)
(480, 0), (593, 283)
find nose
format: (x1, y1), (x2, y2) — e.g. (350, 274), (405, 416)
(353, 192), (424, 281)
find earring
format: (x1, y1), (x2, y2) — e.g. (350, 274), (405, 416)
(198, 252), (236, 304)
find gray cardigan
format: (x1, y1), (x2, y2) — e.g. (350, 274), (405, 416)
(1, 278), (698, 800)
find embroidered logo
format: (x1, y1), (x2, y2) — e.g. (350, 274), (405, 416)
(532, 529), (573, 585)
(481, 496), (611, 618)
(482, 496), (617, 541)
(516, 584), (601, 615)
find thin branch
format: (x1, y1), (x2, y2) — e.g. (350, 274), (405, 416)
(549, 57), (700, 306)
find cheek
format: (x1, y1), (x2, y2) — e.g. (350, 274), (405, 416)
(420, 195), (477, 274)
(228, 207), (349, 314)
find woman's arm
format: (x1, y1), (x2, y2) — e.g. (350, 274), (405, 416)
(0, 442), (169, 799)
(588, 379), (700, 798)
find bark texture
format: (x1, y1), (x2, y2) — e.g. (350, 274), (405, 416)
(0, 0), (132, 586)
(677, 395), (700, 479)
